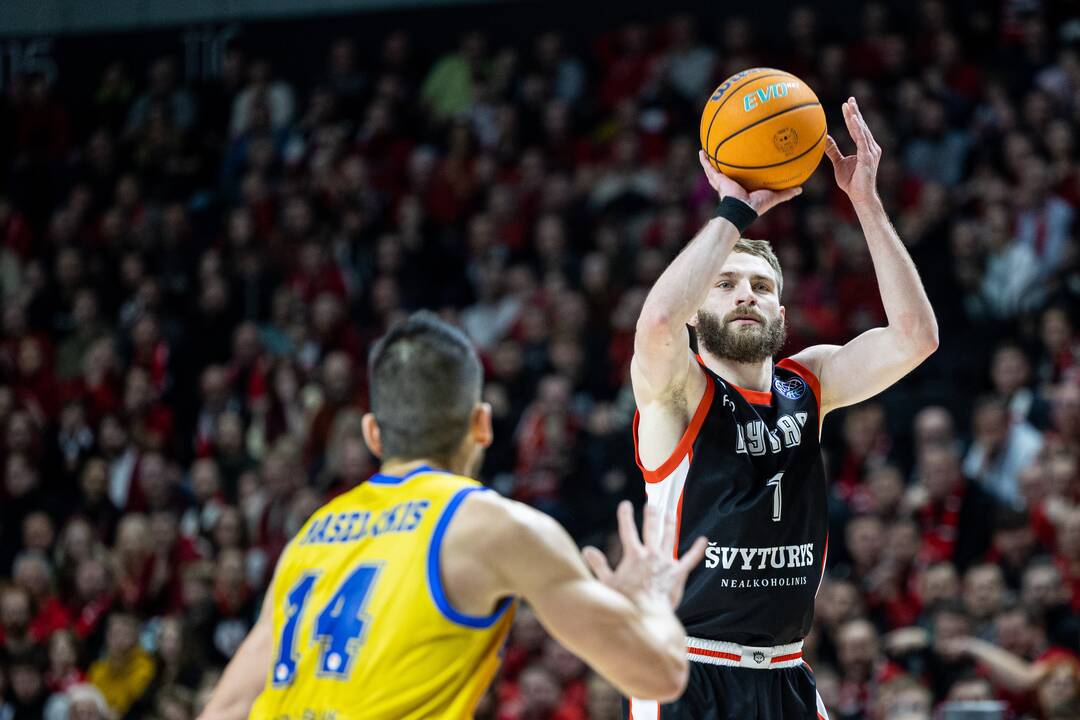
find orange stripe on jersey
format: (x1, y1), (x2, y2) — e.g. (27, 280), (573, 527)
(632, 379), (714, 484)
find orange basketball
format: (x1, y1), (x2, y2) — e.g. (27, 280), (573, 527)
(700, 68), (827, 191)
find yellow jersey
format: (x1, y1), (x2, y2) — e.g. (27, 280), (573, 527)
(250, 465), (516, 720)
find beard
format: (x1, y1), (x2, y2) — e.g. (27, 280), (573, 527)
(696, 308), (786, 364)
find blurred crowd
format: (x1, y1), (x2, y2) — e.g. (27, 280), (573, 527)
(0, 0), (1079, 718)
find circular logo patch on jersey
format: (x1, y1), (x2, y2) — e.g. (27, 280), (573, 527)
(773, 375), (806, 400)
(753, 651), (766, 664)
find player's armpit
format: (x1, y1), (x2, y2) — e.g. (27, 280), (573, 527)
(630, 321), (695, 407)
(631, 352), (708, 471)
(445, 492), (688, 702)
(790, 325), (937, 416)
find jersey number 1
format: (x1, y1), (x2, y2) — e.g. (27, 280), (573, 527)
(767, 472), (783, 522)
(273, 563), (381, 687)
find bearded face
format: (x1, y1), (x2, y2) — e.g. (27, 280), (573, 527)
(696, 306), (786, 364)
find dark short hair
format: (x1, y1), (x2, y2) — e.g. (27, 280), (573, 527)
(368, 311), (482, 462)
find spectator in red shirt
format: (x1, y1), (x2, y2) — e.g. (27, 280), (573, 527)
(539, 639), (588, 718)
(12, 551), (71, 643)
(45, 628), (86, 694)
(13, 336), (59, 422)
(835, 619), (894, 719)
(112, 513), (167, 616)
(500, 605), (546, 686)
(288, 241), (347, 304)
(121, 366), (174, 453)
(1054, 509), (1080, 612)
(64, 337), (122, 424)
(149, 511), (202, 613)
(254, 441), (302, 563)
(498, 663), (585, 720)
(69, 557), (114, 646)
(908, 444), (1002, 571)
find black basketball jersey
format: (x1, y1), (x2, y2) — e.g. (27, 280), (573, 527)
(633, 356), (828, 646)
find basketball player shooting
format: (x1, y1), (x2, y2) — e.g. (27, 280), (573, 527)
(628, 97), (938, 719)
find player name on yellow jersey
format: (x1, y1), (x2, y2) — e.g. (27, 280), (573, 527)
(250, 466), (515, 720)
(296, 500), (431, 546)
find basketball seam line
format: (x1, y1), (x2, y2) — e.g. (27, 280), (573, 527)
(711, 126), (827, 170)
(711, 101), (822, 153)
(703, 71), (789, 157)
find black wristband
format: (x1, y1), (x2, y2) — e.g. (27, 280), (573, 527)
(714, 197), (758, 233)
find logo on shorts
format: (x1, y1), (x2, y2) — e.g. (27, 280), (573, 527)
(753, 652), (766, 664)
(773, 375), (805, 400)
(773, 127), (799, 155)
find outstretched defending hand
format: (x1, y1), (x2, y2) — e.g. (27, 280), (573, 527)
(824, 97), (881, 207)
(698, 150), (802, 215)
(582, 501), (707, 610)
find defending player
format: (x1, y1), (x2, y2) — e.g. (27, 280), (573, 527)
(198, 311), (706, 720)
(629, 98), (938, 718)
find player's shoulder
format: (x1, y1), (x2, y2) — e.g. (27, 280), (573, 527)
(777, 347), (834, 403)
(779, 346), (834, 378)
(445, 489), (558, 555)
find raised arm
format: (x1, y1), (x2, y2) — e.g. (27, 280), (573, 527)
(944, 636), (1048, 693)
(632, 153), (801, 406)
(445, 493), (706, 702)
(790, 98), (938, 415)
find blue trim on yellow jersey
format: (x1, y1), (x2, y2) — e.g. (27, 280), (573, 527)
(427, 486), (514, 628)
(368, 464), (440, 485)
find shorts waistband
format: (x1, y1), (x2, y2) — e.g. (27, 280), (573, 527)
(686, 637), (804, 669)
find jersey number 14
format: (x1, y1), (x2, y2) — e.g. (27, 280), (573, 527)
(272, 563), (382, 687)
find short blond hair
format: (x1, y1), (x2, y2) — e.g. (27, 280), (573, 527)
(733, 238), (783, 297)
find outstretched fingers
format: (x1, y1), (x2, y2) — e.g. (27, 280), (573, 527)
(642, 503), (663, 551)
(660, 510), (677, 555)
(824, 135), (844, 165)
(616, 500), (644, 556)
(846, 98), (881, 161)
(853, 99), (881, 157)
(582, 546), (614, 583)
(842, 99), (869, 159)
(676, 536), (709, 579)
